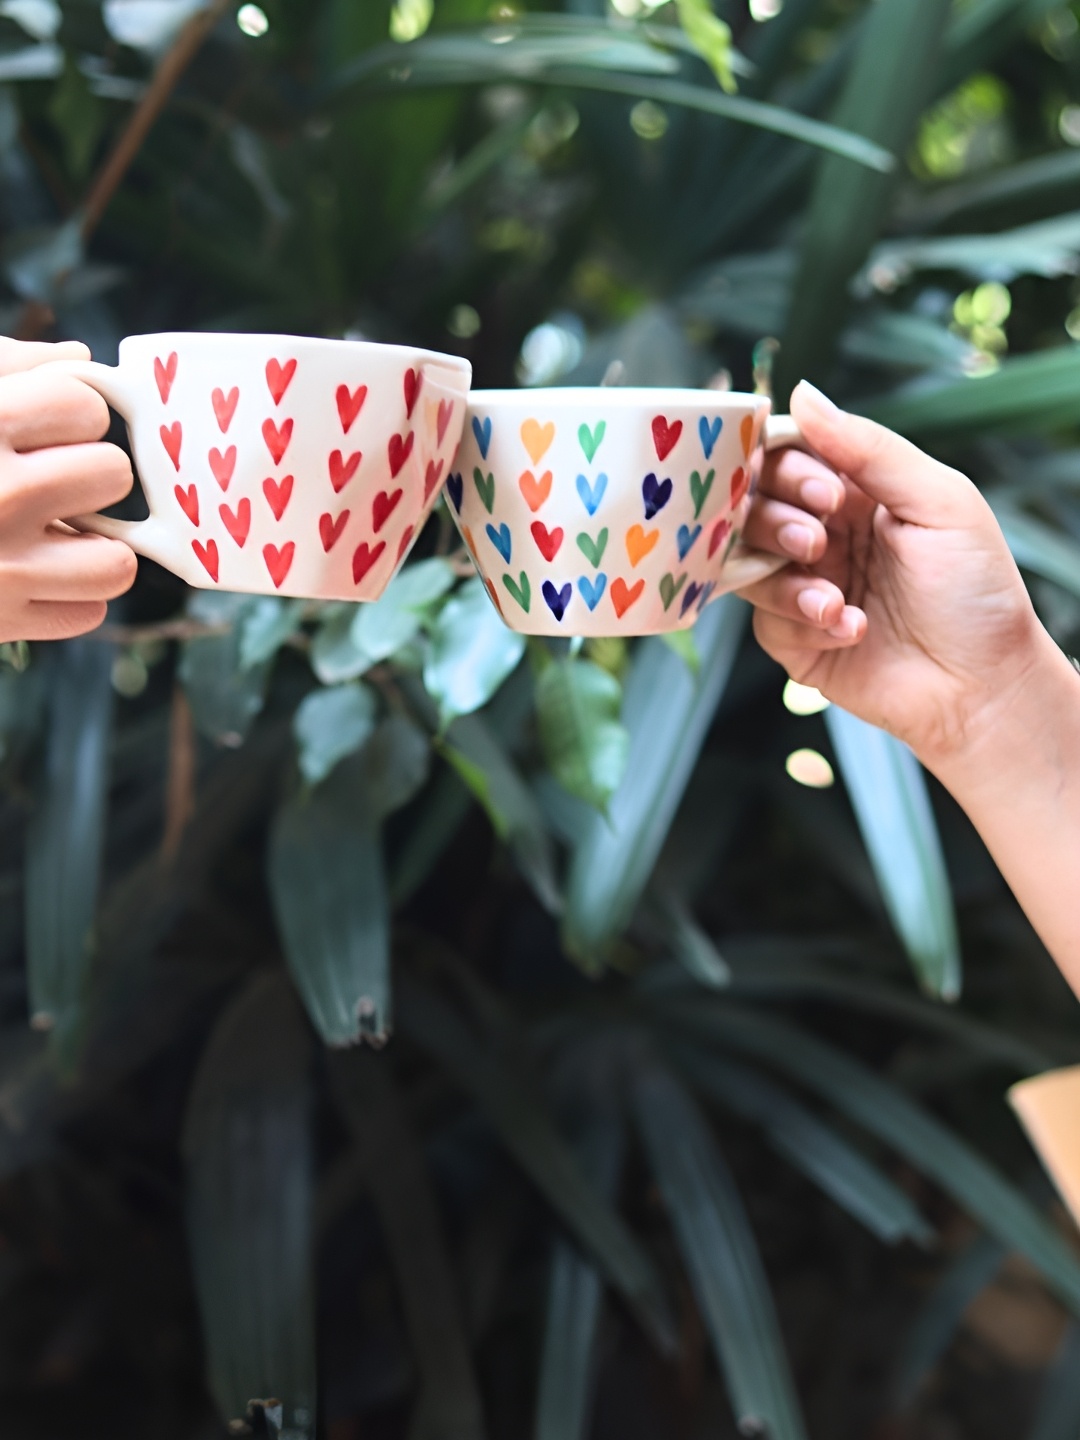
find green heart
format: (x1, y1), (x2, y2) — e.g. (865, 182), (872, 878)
(502, 571), (531, 613)
(473, 467), (495, 514)
(576, 527), (608, 568)
(578, 420), (606, 464)
(690, 467), (715, 520)
(659, 572), (686, 612)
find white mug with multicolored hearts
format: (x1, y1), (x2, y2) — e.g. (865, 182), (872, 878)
(57, 333), (471, 600)
(447, 387), (803, 636)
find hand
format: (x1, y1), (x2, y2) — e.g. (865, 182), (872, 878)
(0, 339), (137, 642)
(742, 380), (1045, 769)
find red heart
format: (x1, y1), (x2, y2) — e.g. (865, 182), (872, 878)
(651, 415), (683, 461)
(352, 540), (386, 585)
(437, 398), (453, 446)
(192, 538), (218, 582)
(530, 520), (563, 562)
(404, 368), (422, 418)
(424, 458), (444, 502)
(336, 383), (368, 434)
(319, 510), (350, 552)
(397, 525), (415, 562)
(265, 357), (297, 405)
(160, 421), (182, 471)
(262, 417), (293, 465)
(263, 541), (295, 590)
(388, 431), (414, 478)
(372, 489), (402, 533)
(212, 386), (239, 432)
(154, 352), (177, 404)
(220, 498), (251, 548)
(208, 445), (236, 491)
(329, 449), (361, 493)
(611, 577), (644, 619)
(730, 466), (750, 508)
(263, 474), (294, 521)
(708, 518), (732, 559)
(174, 483), (199, 526)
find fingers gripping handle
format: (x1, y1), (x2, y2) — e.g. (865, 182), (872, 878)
(721, 411), (809, 589)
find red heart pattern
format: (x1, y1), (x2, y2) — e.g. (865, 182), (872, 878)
(329, 450), (361, 493)
(437, 399), (453, 446)
(651, 415), (682, 461)
(404, 368), (421, 418)
(424, 459), (444, 502)
(160, 421), (182, 471)
(262, 417), (293, 465)
(263, 542), (295, 589)
(320, 510), (350, 552)
(192, 538), (218, 581)
(336, 383), (367, 433)
(212, 386), (239, 432)
(388, 431), (414, 478)
(209, 445), (236, 490)
(397, 526), (415, 562)
(263, 474), (294, 521)
(708, 517), (731, 559)
(730, 466), (749, 508)
(266, 358), (297, 405)
(174, 483), (199, 526)
(220, 499), (251, 548)
(353, 541), (385, 584)
(373, 489), (402, 533)
(155, 352), (178, 404)
(531, 520), (563, 562)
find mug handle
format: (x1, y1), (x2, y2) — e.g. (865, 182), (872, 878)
(721, 411), (810, 591)
(49, 358), (177, 567)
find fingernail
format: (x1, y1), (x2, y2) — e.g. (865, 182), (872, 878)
(827, 611), (855, 640)
(795, 380), (841, 418)
(800, 477), (841, 514)
(778, 522), (816, 560)
(797, 587), (829, 623)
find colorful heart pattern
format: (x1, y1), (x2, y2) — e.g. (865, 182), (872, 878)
(451, 403), (766, 632)
(147, 351), (464, 598)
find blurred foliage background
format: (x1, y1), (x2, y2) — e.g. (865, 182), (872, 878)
(3, 0), (1080, 1437)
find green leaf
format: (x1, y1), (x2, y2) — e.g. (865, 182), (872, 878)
(663, 1002), (1080, 1317)
(673, 0), (736, 92)
(989, 497), (1080, 602)
(25, 639), (113, 1055)
(824, 707), (961, 1000)
(775, 0), (952, 400)
(423, 576), (526, 727)
(293, 681), (377, 786)
(901, 149), (1080, 233)
(180, 592), (270, 747)
(269, 761), (391, 1046)
(660, 626), (700, 674)
(536, 657), (629, 814)
(350, 557), (457, 667)
(396, 970), (677, 1353)
(632, 1062), (807, 1440)
(1030, 1322), (1080, 1440)
(649, 891), (731, 988)
(182, 973), (316, 1440)
(861, 210), (1080, 288)
(675, 1046), (934, 1247)
(310, 605), (365, 685)
(354, 712), (431, 821)
(239, 597), (306, 670)
(563, 596), (746, 966)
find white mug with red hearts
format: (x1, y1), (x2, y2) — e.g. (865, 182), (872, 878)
(448, 387), (804, 637)
(59, 333), (471, 599)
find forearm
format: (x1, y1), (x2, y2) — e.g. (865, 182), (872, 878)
(923, 632), (1080, 994)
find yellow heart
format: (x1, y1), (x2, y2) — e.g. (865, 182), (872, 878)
(521, 418), (555, 465)
(519, 469), (553, 513)
(740, 414), (754, 458)
(625, 524), (659, 567)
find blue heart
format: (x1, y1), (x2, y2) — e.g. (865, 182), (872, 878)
(576, 472), (608, 516)
(698, 415), (722, 460)
(642, 473), (673, 520)
(677, 524), (702, 560)
(472, 414), (492, 460)
(577, 573), (607, 611)
(446, 472), (463, 513)
(696, 580), (716, 614)
(680, 581), (703, 618)
(543, 579), (572, 622)
(485, 522), (511, 563)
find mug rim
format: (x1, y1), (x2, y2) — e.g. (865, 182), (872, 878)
(117, 331), (472, 374)
(467, 386), (768, 407)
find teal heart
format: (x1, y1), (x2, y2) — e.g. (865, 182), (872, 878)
(689, 468), (714, 519)
(576, 528), (608, 568)
(578, 420), (606, 464)
(502, 571), (531, 612)
(473, 467), (495, 514)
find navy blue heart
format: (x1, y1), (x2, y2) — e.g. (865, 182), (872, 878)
(446, 471), (463, 513)
(680, 580), (702, 617)
(543, 579), (572, 622)
(699, 415), (722, 460)
(642, 472), (672, 520)
(472, 414), (492, 459)
(578, 573), (607, 611)
(486, 522), (511, 563)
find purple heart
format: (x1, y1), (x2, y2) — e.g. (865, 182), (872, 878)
(642, 472), (672, 520)
(446, 472), (463, 513)
(680, 580), (702, 617)
(543, 579), (572, 622)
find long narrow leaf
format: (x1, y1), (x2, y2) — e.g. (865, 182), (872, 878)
(824, 706), (961, 999)
(989, 497), (1080, 602)
(632, 1062), (807, 1440)
(1030, 1322), (1080, 1440)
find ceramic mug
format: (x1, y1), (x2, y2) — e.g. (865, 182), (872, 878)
(447, 387), (804, 636)
(57, 333), (471, 600)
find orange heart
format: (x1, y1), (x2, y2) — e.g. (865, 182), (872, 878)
(625, 524), (659, 567)
(519, 469), (552, 512)
(462, 524), (476, 558)
(521, 418), (555, 465)
(611, 577), (644, 619)
(740, 414), (754, 459)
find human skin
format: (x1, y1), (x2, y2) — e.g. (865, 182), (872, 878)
(742, 380), (1080, 992)
(0, 338), (137, 642)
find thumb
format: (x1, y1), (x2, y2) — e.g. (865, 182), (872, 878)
(789, 380), (974, 527)
(0, 338), (91, 378)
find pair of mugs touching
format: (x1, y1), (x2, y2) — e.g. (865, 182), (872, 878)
(64, 331), (806, 637)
